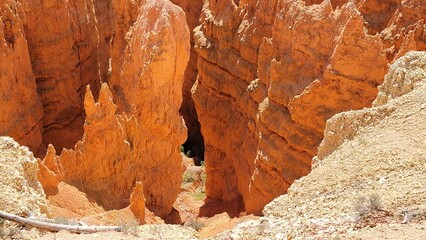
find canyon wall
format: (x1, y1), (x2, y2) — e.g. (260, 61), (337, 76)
(193, 0), (426, 215)
(1, 0), (189, 220)
(212, 51), (426, 239)
(107, 0), (190, 215)
(0, 0), (109, 155)
(21, 0), (103, 154)
(93, 0), (113, 82)
(0, 0), (43, 151)
(39, 0), (190, 218)
(2, 0), (425, 222)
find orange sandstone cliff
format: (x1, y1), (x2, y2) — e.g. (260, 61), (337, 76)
(1, 0), (191, 223)
(0, 0), (44, 151)
(1, 0), (110, 155)
(108, 0), (190, 216)
(38, 0), (190, 219)
(211, 50), (426, 239)
(193, 0), (426, 215)
(21, 0), (104, 153)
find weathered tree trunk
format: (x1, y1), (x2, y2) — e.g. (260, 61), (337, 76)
(0, 211), (121, 233)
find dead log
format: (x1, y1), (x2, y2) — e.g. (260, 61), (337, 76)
(0, 211), (121, 233)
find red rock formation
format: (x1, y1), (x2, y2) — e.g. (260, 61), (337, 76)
(130, 182), (146, 224)
(39, 0), (190, 218)
(108, 0), (190, 216)
(381, 0), (426, 61)
(0, 0), (116, 155)
(20, 0), (103, 154)
(2, 0), (424, 224)
(39, 83), (183, 218)
(39, 84), (136, 207)
(0, 0), (188, 222)
(193, 0), (425, 215)
(0, 0), (43, 152)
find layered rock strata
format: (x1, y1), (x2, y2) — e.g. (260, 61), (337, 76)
(193, 0), (426, 214)
(212, 50), (426, 240)
(0, 0), (112, 154)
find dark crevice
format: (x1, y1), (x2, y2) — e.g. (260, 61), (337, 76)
(198, 196), (245, 218)
(179, 96), (205, 166)
(3, 19), (15, 47)
(358, 0), (399, 35)
(179, 28), (205, 166)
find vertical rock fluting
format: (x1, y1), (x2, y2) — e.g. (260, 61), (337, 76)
(39, 0), (190, 218)
(0, 0), (44, 152)
(193, 0), (425, 215)
(39, 84), (136, 207)
(93, 0), (113, 82)
(20, 0), (102, 154)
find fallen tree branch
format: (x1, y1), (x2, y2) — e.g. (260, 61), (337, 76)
(0, 211), (121, 233)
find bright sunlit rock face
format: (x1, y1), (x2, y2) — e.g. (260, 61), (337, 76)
(192, 0), (425, 215)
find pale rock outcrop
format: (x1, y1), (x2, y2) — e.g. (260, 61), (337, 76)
(0, 137), (48, 216)
(0, 0), (43, 152)
(134, 224), (200, 239)
(193, 0), (392, 215)
(317, 50), (426, 162)
(374, 50), (426, 106)
(36, 224), (200, 240)
(314, 48), (426, 161)
(212, 50), (426, 240)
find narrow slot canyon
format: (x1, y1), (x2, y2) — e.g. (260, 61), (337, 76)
(0, 0), (425, 239)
